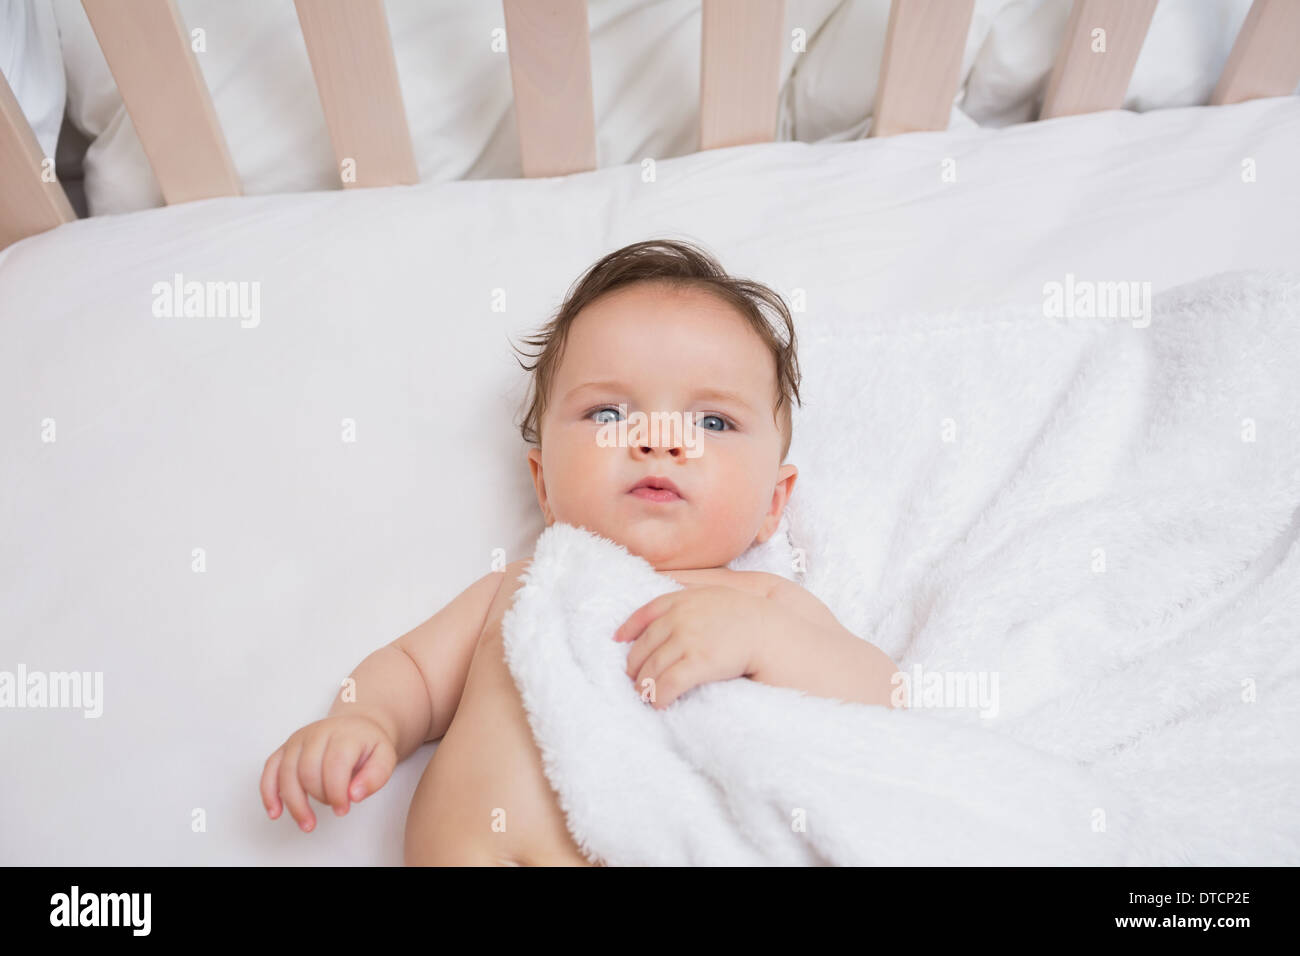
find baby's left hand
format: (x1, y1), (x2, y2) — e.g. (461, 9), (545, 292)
(613, 585), (775, 709)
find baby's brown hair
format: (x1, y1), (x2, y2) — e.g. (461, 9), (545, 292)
(512, 238), (802, 461)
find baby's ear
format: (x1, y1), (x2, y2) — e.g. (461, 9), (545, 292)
(755, 464), (797, 543)
(772, 463), (798, 511)
(780, 463), (798, 497)
(526, 447), (551, 522)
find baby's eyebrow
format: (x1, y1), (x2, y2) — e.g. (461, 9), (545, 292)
(564, 380), (626, 401)
(690, 387), (756, 413)
(564, 381), (758, 414)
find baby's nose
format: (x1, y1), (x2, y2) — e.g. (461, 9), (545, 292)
(638, 444), (683, 457)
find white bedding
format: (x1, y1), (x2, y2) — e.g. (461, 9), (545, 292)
(1, 96), (1297, 864)
(506, 271), (1299, 866)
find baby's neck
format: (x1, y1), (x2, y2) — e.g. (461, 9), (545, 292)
(656, 566), (740, 586)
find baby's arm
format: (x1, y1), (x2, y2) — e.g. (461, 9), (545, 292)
(330, 569), (504, 755)
(753, 577), (902, 708)
(262, 568), (505, 830)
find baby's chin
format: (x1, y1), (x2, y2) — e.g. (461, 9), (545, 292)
(596, 518), (745, 572)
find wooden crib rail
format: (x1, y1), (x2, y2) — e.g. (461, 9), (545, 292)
(1, 0), (1299, 252)
(293, 0), (418, 188)
(1040, 0), (1160, 120)
(1212, 0), (1300, 105)
(80, 0), (239, 204)
(872, 0), (976, 137)
(700, 0), (786, 151)
(502, 0), (597, 179)
(0, 69), (75, 250)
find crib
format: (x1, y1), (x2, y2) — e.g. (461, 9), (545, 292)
(4, 0), (1299, 248)
(2, 1), (1299, 868)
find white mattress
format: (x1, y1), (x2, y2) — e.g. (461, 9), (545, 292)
(2, 95), (1298, 864)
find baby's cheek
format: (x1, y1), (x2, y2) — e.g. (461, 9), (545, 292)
(703, 483), (761, 546)
(556, 460), (618, 525)
(553, 452), (597, 498)
(735, 474), (781, 542)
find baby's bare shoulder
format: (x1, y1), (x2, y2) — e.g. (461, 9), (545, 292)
(737, 569), (798, 599)
(481, 558), (534, 616)
(762, 575), (845, 629)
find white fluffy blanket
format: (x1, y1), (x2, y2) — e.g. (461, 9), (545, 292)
(503, 270), (1300, 866)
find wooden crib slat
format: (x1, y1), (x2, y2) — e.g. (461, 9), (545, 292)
(700, 0), (786, 150)
(502, 0), (596, 178)
(871, 0), (976, 138)
(0, 68), (74, 251)
(1211, 0), (1300, 106)
(0, 68), (75, 249)
(81, 0), (240, 204)
(293, 0), (418, 188)
(1039, 0), (1158, 120)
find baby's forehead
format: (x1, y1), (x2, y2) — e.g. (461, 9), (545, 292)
(554, 282), (780, 398)
(560, 329), (774, 389)
(613, 280), (738, 313)
(570, 285), (767, 350)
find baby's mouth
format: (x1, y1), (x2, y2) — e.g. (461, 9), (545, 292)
(629, 487), (682, 503)
(627, 476), (685, 503)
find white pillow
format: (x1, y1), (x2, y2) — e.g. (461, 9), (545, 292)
(51, 0), (847, 216)
(960, 0), (1267, 128)
(2, 0), (65, 160)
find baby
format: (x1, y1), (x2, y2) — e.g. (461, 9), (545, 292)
(260, 239), (902, 865)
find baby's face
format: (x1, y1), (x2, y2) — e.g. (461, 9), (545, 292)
(527, 282), (797, 571)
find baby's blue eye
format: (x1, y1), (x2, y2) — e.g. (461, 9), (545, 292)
(698, 414), (730, 431)
(590, 406), (624, 424)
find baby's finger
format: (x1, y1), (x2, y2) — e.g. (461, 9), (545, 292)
(632, 638), (686, 700)
(614, 592), (677, 643)
(296, 727), (329, 807)
(349, 736), (396, 803)
(625, 615), (676, 682)
(648, 656), (698, 710)
(322, 737), (361, 816)
(260, 748), (285, 819)
(278, 742), (316, 832)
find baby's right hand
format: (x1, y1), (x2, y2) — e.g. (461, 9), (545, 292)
(260, 714), (397, 832)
